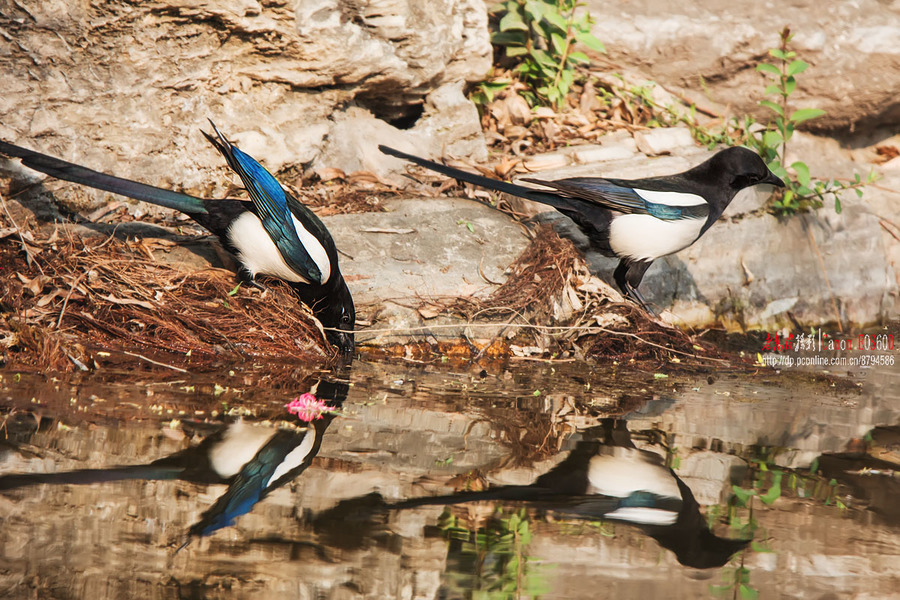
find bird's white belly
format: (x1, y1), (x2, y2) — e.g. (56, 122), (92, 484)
(209, 420), (277, 478)
(587, 452), (682, 499)
(608, 214), (705, 261)
(227, 211), (331, 284)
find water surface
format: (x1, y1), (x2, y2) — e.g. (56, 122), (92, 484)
(0, 352), (898, 599)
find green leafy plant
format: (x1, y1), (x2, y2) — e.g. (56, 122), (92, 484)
(748, 27), (877, 216)
(438, 507), (549, 598)
(488, 0), (605, 107)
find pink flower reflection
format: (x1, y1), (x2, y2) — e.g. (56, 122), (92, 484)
(285, 393), (336, 422)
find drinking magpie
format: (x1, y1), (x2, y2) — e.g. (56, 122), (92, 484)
(379, 144), (784, 312)
(0, 124), (355, 353)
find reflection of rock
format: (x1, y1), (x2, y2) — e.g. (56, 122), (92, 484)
(589, 0), (900, 135)
(0, 0), (491, 209)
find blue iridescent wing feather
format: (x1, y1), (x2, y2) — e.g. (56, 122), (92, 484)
(523, 177), (708, 221)
(204, 123), (323, 284)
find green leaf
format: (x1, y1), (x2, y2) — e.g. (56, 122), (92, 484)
(791, 161), (811, 187)
(835, 197), (842, 213)
(228, 282), (242, 296)
(505, 45), (528, 57)
(756, 63), (781, 76)
(855, 188), (863, 198)
(769, 48), (787, 60)
(499, 9), (528, 31)
(568, 50), (590, 64)
(784, 77), (796, 95)
(787, 59), (809, 75)
(550, 31), (567, 54)
(740, 584), (760, 600)
(764, 84), (782, 96)
(759, 100), (783, 116)
(732, 485), (756, 506)
(575, 30), (606, 52)
(543, 9), (569, 32)
(762, 130), (783, 148)
(760, 471), (783, 505)
(790, 108), (826, 124)
(491, 30), (526, 46)
(523, 0), (545, 23)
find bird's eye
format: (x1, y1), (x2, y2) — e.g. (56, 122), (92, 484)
(341, 313), (351, 324)
(733, 174), (757, 188)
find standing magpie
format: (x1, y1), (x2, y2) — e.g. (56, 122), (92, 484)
(379, 145), (784, 312)
(0, 123), (355, 353)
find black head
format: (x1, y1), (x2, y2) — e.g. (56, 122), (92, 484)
(707, 146), (785, 191)
(311, 276), (355, 355)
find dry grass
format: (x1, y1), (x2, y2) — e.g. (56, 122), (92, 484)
(368, 225), (724, 366)
(0, 209), (335, 373)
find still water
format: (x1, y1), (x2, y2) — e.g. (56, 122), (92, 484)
(0, 351), (898, 599)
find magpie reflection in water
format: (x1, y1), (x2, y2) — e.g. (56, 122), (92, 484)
(0, 378), (349, 544)
(317, 419), (749, 569)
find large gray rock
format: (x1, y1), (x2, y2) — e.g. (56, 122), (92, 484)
(325, 197), (531, 345)
(588, 0), (900, 136)
(0, 0), (491, 208)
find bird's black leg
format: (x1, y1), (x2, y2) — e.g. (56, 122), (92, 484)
(238, 268), (267, 291)
(613, 259), (655, 316)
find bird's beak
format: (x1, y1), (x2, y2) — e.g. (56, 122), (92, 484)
(326, 329), (355, 356)
(764, 172), (786, 188)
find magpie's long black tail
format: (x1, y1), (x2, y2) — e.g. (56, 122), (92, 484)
(378, 145), (573, 211)
(0, 464), (184, 491)
(0, 139), (209, 215)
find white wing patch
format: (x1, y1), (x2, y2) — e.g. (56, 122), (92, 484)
(227, 211), (331, 284)
(609, 213), (705, 261)
(605, 506), (679, 525)
(266, 430), (317, 487)
(634, 188), (706, 206)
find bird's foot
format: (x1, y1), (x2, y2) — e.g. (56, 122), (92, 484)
(239, 271), (268, 292)
(625, 285), (657, 318)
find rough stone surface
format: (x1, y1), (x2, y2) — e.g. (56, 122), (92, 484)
(588, 0), (900, 136)
(0, 0), (491, 208)
(324, 197), (531, 345)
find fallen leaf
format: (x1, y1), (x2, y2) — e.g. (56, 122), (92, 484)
(36, 289), (64, 307)
(316, 167), (346, 182)
(99, 294), (155, 310)
(16, 272), (50, 296)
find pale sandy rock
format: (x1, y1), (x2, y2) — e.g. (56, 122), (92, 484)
(0, 0), (491, 209)
(588, 0), (900, 136)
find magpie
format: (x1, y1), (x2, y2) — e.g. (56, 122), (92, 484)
(0, 123), (355, 353)
(379, 144), (784, 312)
(0, 378), (349, 542)
(317, 420), (748, 568)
